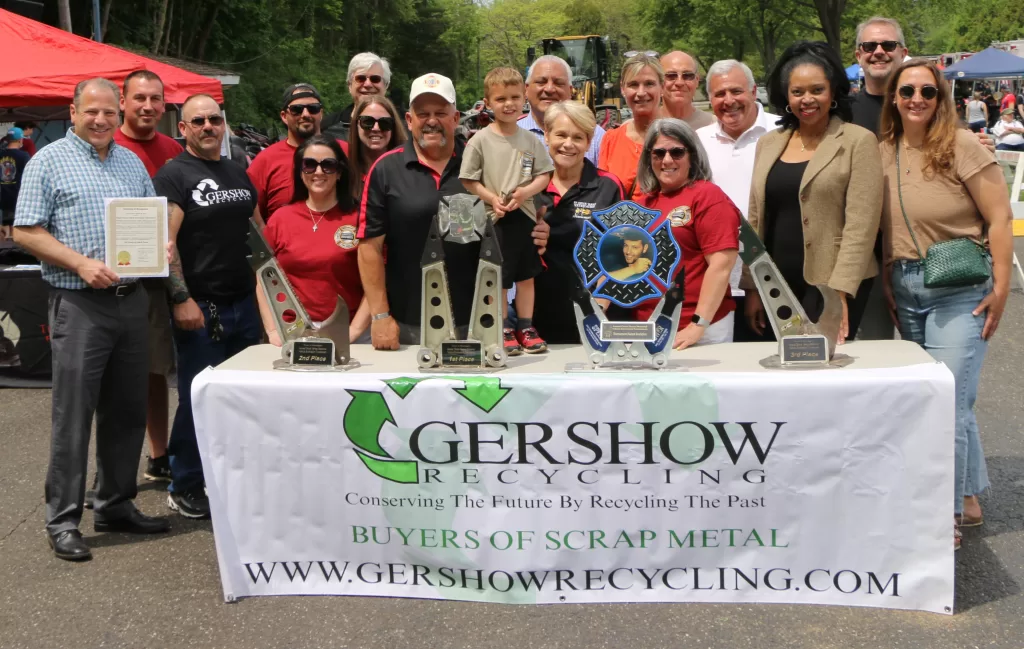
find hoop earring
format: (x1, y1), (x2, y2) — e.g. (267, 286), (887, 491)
(785, 105), (793, 114)
(830, 100), (838, 109)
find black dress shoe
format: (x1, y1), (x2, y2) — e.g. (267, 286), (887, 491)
(48, 530), (92, 561)
(94, 509), (171, 534)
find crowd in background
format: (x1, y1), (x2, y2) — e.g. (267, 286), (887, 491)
(2, 15), (1015, 561)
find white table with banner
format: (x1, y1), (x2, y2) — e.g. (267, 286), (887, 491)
(191, 340), (955, 614)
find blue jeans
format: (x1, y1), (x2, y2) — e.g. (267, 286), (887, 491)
(891, 261), (991, 515)
(169, 293), (262, 494)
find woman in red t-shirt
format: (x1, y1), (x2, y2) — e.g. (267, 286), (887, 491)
(257, 134), (370, 345)
(633, 118), (741, 350)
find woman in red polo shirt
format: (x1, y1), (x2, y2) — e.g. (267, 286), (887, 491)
(257, 134), (370, 344)
(633, 118), (741, 349)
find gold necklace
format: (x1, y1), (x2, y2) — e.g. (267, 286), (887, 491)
(797, 130), (821, 152)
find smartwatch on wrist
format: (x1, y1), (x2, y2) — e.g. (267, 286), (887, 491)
(171, 290), (190, 305)
(371, 311), (391, 322)
(691, 314), (710, 328)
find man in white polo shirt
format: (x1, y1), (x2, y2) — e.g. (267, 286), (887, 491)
(696, 59), (780, 342)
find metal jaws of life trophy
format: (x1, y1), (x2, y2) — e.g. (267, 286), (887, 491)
(738, 220), (850, 369)
(417, 194), (506, 372)
(570, 201), (683, 370)
(246, 220), (357, 371)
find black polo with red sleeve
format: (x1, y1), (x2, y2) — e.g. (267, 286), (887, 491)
(533, 160), (625, 343)
(357, 141), (480, 328)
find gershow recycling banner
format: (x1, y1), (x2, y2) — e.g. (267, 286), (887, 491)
(192, 364), (955, 613)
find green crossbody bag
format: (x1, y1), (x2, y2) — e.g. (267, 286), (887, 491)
(895, 141), (990, 289)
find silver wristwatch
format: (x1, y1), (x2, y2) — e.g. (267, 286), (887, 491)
(371, 311), (391, 321)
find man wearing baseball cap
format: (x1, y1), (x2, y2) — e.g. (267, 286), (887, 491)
(247, 83), (349, 221)
(358, 73), (551, 349)
(0, 127), (30, 240)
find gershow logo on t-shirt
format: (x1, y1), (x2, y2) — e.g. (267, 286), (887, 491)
(191, 178), (253, 207)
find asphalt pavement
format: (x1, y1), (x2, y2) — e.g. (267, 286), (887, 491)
(2, 242), (1023, 649)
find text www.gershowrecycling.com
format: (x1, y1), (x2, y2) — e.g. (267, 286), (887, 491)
(243, 561), (901, 596)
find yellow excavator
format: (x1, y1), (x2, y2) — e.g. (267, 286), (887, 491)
(527, 35), (622, 127)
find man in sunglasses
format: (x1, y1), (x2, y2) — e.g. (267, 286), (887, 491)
(153, 94), (262, 519)
(247, 83), (348, 221)
(850, 17), (909, 135)
(323, 52), (391, 141)
(660, 51), (715, 130)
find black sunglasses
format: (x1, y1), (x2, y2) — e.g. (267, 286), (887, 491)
(286, 103), (323, 116)
(358, 115), (395, 132)
(187, 114), (224, 128)
(664, 71), (698, 82)
(652, 147), (688, 160)
(898, 84), (939, 100)
(354, 74), (383, 85)
(859, 40), (901, 53)
(301, 157), (339, 174)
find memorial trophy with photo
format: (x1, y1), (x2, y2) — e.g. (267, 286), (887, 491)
(246, 220), (356, 371)
(418, 194), (505, 372)
(738, 220), (849, 369)
(570, 201), (683, 370)
(103, 197), (169, 278)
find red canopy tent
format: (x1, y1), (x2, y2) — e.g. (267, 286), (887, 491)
(0, 8), (223, 109)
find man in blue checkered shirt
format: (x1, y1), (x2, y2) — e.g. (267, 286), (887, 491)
(13, 78), (171, 562)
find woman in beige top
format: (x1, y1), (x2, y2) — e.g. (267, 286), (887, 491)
(879, 59), (1013, 552)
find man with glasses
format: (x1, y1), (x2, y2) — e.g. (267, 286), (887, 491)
(660, 51), (715, 130)
(153, 94), (262, 519)
(323, 52), (392, 141)
(14, 78), (170, 561)
(247, 83), (348, 221)
(519, 55), (605, 164)
(851, 17), (909, 134)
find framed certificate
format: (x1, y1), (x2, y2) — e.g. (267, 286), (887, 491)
(103, 197), (169, 278)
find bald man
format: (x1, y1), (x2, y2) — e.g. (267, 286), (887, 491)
(154, 94), (263, 520)
(14, 78), (170, 561)
(660, 51), (715, 130)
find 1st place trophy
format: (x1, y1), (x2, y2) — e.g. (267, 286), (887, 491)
(569, 201), (683, 370)
(417, 194), (506, 372)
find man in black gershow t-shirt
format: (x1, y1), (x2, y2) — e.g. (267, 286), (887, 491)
(154, 94), (262, 520)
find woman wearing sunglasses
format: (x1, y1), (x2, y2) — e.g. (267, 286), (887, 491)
(347, 96), (407, 201)
(633, 118), (741, 349)
(257, 135), (370, 345)
(744, 41), (882, 343)
(878, 59), (1013, 551)
(598, 53), (664, 200)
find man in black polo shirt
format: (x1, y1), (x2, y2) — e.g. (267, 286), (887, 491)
(154, 94), (262, 519)
(357, 74), (477, 348)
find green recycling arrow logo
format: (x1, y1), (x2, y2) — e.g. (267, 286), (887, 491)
(343, 377), (513, 483)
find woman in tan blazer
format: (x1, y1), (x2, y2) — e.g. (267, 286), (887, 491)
(744, 41), (882, 343)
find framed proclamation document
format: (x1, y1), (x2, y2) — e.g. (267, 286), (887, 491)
(103, 197), (169, 278)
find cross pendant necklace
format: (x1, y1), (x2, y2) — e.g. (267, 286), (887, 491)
(306, 204), (327, 232)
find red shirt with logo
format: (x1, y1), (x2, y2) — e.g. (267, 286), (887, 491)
(634, 180), (740, 326)
(248, 139), (349, 221)
(113, 129), (183, 177)
(262, 201), (363, 322)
